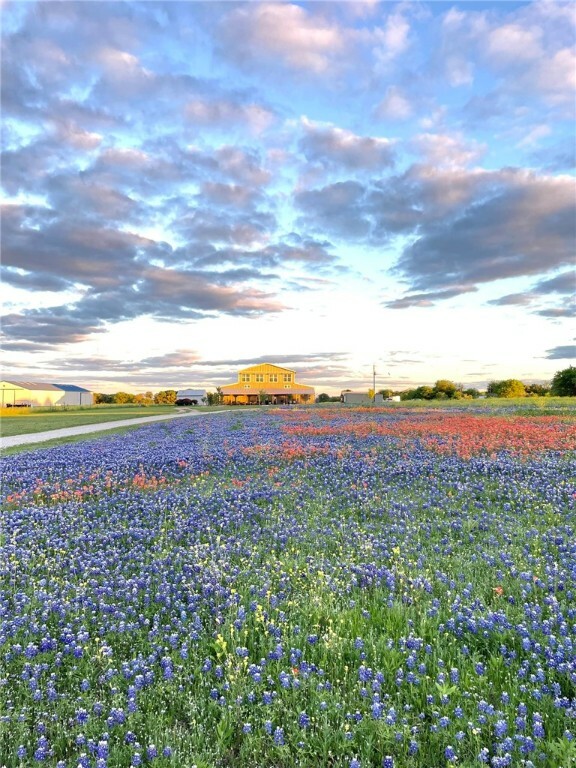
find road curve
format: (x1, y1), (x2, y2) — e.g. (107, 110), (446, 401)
(0, 409), (236, 450)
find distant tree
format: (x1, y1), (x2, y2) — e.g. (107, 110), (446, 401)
(258, 389), (268, 404)
(433, 380), (458, 399)
(462, 388), (481, 399)
(414, 385), (435, 400)
(525, 383), (550, 397)
(134, 393), (153, 406)
(154, 390), (177, 405)
(94, 393), (114, 404)
(317, 393), (331, 403)
(378, 389), (395, 399)
(487, 379), (526, 398)
(114, 391), (135, 404)
(401, 386), (431, 400)
(550, 366), (576, 396)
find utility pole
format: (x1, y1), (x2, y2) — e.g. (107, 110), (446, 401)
(372, 364), (376, 403)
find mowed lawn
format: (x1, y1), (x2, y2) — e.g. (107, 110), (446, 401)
(0, 405), (183, 437)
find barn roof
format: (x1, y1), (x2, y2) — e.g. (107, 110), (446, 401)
(51, 383), (92, 392)
(2, 380), (61, 391)
(1, 380), (92, 392)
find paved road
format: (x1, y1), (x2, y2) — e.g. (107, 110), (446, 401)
(0, 409), (229, 449)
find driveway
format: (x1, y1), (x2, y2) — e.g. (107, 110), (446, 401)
(0, 409), (226, 449)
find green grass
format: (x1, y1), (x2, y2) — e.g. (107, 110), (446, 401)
(0, 422), (167, 455)
(0, 404), (234, 438)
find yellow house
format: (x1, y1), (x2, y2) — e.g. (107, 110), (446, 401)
(220, 363), (315, 405)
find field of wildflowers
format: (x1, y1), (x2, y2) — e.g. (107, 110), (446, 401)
(1, 405), (575, 768)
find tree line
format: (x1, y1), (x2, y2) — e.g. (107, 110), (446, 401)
(93, 366), (576, 406)
(397, 367), (575, 400)
(317, 366), (576, 402)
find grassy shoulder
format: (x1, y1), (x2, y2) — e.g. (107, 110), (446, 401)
(0, 422), (161, 455)
(0, 404), (233, 437)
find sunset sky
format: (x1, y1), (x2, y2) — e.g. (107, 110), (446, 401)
(2, 0), (575, 395)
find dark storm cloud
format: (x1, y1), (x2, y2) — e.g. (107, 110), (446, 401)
(545, 345), (576, 360)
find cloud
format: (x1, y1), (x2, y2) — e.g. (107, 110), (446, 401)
(185, 98), (275, 134)
(488, 293), (535, 307)
(410, 133), (485, 168)
(215, 3), (345, 74)
(298, 118), (395, 171)
(385, 286), (477, 309)
(375, 86), (413, 120)
(397, 170), (575, 292)
(137, 350), (203, 369)
(536, 304), (576, 319)
(442, 2), (576, 108)
(296, 166), (575, 300)
(534, 271), (576, 294)
(545, 345), (576, 360)
(373, 9), (411, 67)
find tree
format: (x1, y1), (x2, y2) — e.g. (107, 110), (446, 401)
(134, 393), (153, 406)
(94, 393), (114, 404)
(550, 366), (576, 396)
(525, 383), (550, 397)
(378, 389), (395, 399)
(258, 389), (268, 404)
(487, 379), (526, 398)
(114, 391), (135, 404)
(317, 393), (331, 403)
(433, 380), (458, 399)
(462, 388), (481, 399)
(154, 390), (177, 404)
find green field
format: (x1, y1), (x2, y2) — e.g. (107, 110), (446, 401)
(0, 404), (186, 437)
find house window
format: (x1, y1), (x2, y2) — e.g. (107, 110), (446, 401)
(255, 374), (264, 382)
(244, 385), (250, 389)
(269, 374), (278, 382)
(241, 374), (250, 382)
(283, 374), (292, 382)
(284, 384), (292, 389)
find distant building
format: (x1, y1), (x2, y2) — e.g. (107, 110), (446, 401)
(175, 389), (207, 405)
(0, 380), (93, 407)
(220, 363), (315, 405)
(341, 392), (384, 405)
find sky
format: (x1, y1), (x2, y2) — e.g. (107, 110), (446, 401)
(1, 0), (575, 396)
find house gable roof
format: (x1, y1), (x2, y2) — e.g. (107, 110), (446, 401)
(239, 363), (294, 375)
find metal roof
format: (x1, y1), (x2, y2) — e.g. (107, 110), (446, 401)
(2, 380), (61, 391)
(1, 380), (91, 392)
(51, 383), (92, 392)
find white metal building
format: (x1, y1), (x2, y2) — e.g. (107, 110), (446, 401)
(0, 380), (94, 407)
(341, 392), (384, 405)
(175, 389), (207, 405)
